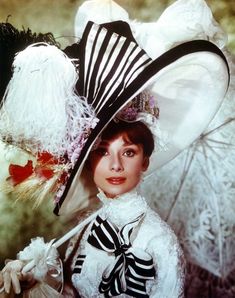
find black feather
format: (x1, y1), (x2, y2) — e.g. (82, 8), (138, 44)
(0, 22), (59, 102)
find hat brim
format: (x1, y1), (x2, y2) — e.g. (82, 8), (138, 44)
(146, 48), (229, 176)
(54, 22), (229, 215)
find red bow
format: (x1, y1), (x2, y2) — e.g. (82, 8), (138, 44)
(9, 160), (34, 186)
(8, 152), (60, 186)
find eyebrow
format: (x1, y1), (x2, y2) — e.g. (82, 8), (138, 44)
(123, 141), (136, 146)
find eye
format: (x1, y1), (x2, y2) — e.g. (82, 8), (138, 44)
(123, 149), (136, 157)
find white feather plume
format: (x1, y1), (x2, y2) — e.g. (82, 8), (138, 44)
(0, 43), (96, 158)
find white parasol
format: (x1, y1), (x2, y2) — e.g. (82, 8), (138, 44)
(142, 56), (235, 278)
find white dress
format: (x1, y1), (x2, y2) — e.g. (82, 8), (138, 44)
(66, 189), (184, 298)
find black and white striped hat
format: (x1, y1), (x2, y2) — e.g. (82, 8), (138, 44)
(54, 20), (229, 215)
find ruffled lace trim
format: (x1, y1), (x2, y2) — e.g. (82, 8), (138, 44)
(97, 188), (148, 227)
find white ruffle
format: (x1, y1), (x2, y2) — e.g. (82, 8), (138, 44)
(131, 0), (227, 59)
(17, 237), (61, 282)
(97, 188), (148, 227)
(74, 0), (227, 60)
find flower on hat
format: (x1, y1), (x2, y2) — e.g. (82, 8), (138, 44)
(117, 90), (159, 122)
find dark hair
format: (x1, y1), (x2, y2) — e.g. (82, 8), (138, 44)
(101, 120), (155, 157)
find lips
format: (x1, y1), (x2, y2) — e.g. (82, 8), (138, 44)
(106, 177), (126, 185)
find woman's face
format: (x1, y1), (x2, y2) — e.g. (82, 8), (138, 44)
(89, 133), (149, 198)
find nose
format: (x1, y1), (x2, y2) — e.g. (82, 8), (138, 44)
(110, 154), (123, 172)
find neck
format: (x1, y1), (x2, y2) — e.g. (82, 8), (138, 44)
(97, 187), (139, 201)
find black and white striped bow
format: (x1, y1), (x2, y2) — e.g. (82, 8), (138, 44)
(87, 214), (155, 297)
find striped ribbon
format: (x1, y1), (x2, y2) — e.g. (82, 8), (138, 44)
(73, 254), (86, 274)
(77, 21), (152, 114)
(87, 214), (155, 297)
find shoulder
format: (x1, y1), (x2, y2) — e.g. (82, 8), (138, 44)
(140, 207), (178, 241)
(137, 207), (183, 259)
(137, 208), (185, 297)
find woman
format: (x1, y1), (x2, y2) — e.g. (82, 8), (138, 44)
(63, 120), (184, 297)
(0, 1), (229, 297)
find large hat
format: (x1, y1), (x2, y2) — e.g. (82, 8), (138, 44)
(54, 19), (229, 215)
(0, 11), (229, 216)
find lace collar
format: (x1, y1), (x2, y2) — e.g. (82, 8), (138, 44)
(97, 188), (148, 227)
(97, 188), (141, 203)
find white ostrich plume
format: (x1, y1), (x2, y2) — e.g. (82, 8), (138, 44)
(0, 43), (95, 158)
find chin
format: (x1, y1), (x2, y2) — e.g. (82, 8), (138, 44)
(104, 187), (131, 199)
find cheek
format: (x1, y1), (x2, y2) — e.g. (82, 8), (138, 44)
(91, 165), (102, 187)
(126, 159), (145, 175)
(90, 157), (106, 178)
